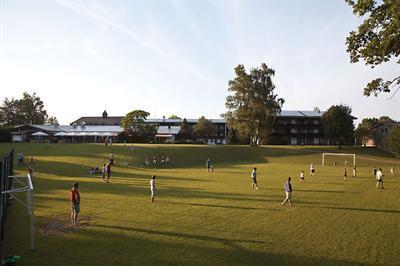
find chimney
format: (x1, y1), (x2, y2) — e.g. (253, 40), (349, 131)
(103, 110), (108, 118)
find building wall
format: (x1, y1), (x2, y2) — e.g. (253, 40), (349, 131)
(373, 122), (399, 151)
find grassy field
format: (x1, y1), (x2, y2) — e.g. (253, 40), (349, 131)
(0, 143), (399, 265)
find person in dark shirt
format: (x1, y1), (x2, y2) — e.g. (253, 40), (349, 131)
(281, 177), (293, 206)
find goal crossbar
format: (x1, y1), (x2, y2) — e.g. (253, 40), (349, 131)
(322, 153), (356, 166)
(2, 174), (35, 250)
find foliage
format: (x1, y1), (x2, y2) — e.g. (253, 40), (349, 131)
(388, 125), (400, 154)
(168, 114), (181, 119)
(46, 116), (59, 125)
(0, 92), (54, 126)
(224, 63), (284, 146)
(121, 110), (156, 142)
(0, 128), (11, 142)
(227, 129), (249, 145)
(346, 0), (400, 97)
(178, 118), (193, 140)
(355, 116), (396, 145)
(322, 104), (355, 147)
(193, 116), (215, 141)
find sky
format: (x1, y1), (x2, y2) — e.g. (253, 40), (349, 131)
(0, 0), (398, 125)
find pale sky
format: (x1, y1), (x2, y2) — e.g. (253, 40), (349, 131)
(0, 0), (398, 125)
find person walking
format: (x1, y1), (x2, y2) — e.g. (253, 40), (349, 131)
(299, 170), (305, 182)
(310, 162), (315, 176)
(251, 167), (258, 190)
(281, 177), (293, 206)
(344, 167), (348, 181)
(150, 175), (156, 202)
(376, 168), (384, 189)
(106, 162), (112, 183)
(69, 183), (80, 225)
(206, 158), (213, 172)
(352, 166), (357, 177)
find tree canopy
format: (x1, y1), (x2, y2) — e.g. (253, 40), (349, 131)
(168, 114), (181, 119)
(121, 110), (156, 143)
(346, 0), (400, 97)
(322, 104), (355, 147)
(193, 116), (215, 140)
(224, 63), (284, 145)
(178, 118), (193, 140)
(0, 92), (56, 126)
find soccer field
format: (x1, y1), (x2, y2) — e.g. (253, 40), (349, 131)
(1, 143), (399, 265)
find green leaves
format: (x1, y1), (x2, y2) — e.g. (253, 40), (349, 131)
(346, 0), (400, 97)
(224, 63), (284, 145)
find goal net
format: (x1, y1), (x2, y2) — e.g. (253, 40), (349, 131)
(322, 153), (356, 167)
(2, 174), (35, 250)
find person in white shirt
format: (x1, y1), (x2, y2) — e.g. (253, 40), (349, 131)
(310, 162), (315, 176)
(150, 175), (156, 202)
(251, 168), (258, 190)
(376, 168), (384, 189)
(299, 170), (305, 182)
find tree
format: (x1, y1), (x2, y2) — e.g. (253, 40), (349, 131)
(178, 118), (193, 140)
(193, 116), (215, 141)
(168, 114), (181, 119)
(121, 110), (156, 143)
(46, 116), (59, 125)
(346, 0), (400, 97)
(322, 105), (355, 147)
(388, 125), (400, 154)
(224, 63), (284, 146)
(0, 92), (51, 126)
(354, 117), (380, 145)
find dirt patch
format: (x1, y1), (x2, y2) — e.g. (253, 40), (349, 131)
(38, 216), (92, 236)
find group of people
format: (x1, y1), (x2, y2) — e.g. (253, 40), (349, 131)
(88, 152), (113, 182)
(145, 155), (173, 166)
(69, 155), (396, 225)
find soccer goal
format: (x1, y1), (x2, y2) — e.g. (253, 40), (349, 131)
(2, 174), (35, 250)
(322, 153), (356, 166)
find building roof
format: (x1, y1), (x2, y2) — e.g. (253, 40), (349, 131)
(71, 116), (123, 125)
(157, 126), (180, 135)
(279, 110), (323, 117)
(14, 124), (123, 133)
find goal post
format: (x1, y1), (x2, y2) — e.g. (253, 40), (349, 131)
(2, 174), (35, 250)
(322, 153), (356, 166)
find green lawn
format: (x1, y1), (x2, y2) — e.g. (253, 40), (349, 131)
(1, 143), (399, 265)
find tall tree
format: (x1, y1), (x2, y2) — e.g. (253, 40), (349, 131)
(193, 116), (215, 141)
(121, 110), (156, 142)
(388, 125), (400, 154)
(346, 0), (400, 97)
(322, 104), (355, 147)
(46, 116), (59, 125)
(178, 118), (193, 140)
(224, 63), (284, 146)
(0, 92), (52, 126)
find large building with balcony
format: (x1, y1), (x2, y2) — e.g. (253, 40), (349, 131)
(71, 110), (325, 145)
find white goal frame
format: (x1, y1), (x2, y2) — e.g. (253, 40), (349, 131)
(2, 174), (35, 250)
(322, 153), (356, 167)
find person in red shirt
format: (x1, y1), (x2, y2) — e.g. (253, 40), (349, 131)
(69, 183), (80, 225)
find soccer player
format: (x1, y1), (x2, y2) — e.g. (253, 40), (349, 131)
(300, 170), (305, 182)
(344, 167), (348, 181)
(206, 158), (213, 172)
(373, 167), (377, 177)
(101, 164), (107, 181)
(251, 167), (258, 190)
(106, 162), (112, 183)
(69, 183), (80, 225)
(390, 167), (395, 175)
(109, 152), (114, 165)
(310, 162), (315, 176)
(150, 175), (156, 202)
(281, 177), (293, 206)
(376, 168), (384, 189)
(353, 166), (357, 177)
